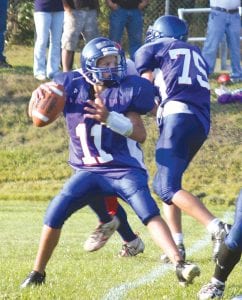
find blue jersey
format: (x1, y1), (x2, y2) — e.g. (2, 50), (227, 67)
(135, 38), (211, 135)
(54, 71), (155, 173)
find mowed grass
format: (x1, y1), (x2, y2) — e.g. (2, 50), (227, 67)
(0, 200), (241, 300)
(0, 45), (241, 299)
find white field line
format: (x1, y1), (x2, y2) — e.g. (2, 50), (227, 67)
(102, 212), (233, 300)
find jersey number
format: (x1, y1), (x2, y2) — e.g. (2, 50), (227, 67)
(169, 48), (210, 90)
(76, 123), (113, 164)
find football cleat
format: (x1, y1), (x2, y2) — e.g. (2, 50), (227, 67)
(119, 237), (145, 257)
(83, 216), (120, 252)
(175, 261), (200, 287)
(160, 243), (186, 263)
(20, 271), (46, 288)
(212, 222), (231, 261)
(197, 281), (225, 299)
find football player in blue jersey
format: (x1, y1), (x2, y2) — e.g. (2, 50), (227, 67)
(21, 37), (200, 288)
(134, 15), (230, 263)
(198, 189), (242, 299)
(83, 57), (145, 257)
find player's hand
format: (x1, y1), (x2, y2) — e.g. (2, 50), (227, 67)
(28, 82), (59, 117)
(84, 94), (109, 123)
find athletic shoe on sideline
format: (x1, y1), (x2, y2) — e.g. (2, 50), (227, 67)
(20, 271), (46, 288)
(160, 243), (186, 263)
(83, 216), (120, 252)
(119, 237), (145, 257)
(212, 222), (231, 261)
(175, 261), (200, 287)
(0, 59), (12, 68)
(197, 281), (225, 299)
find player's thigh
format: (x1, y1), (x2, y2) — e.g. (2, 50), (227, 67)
(117, 170), (160, 224)
(44, 171), (100, 228)
(154, 114), (206, 194)
(156, 114), (206, 167)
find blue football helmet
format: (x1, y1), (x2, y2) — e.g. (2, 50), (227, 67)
(81, 37), (127, 86)
(145, 15), (188, 43)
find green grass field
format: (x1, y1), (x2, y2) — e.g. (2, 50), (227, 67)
(0, 45), (241, 299)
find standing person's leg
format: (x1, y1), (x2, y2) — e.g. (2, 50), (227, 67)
(34, 12), (51, 80)
(0, 0), (11, 67)
(82, 9), (99, 43)
(109, 8), (127, 45)
(126, 9), (143, 60)
(61, 10), (82, 71)
(202, 11), (227, 74)
(226, 13), (242, 81)
(47, 11), (64, 79)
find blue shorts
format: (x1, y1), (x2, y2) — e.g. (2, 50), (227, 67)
(153, 113), (207, 204)
(44, 168), (160, 228)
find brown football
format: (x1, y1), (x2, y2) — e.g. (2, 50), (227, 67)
(31, 84), (66, 127)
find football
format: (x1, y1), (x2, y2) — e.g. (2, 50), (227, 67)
(31, 84), (66, 127)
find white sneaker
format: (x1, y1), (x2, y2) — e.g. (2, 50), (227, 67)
(119, 237), (145, 257)
(83, 216), (120, 252)
(197, 281), (225, 299)
(35, 74), (46, 81)
(175, 261), (200, 287)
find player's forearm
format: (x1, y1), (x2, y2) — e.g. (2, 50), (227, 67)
(125, 111), (146, 143)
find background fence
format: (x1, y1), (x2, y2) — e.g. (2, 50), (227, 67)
(6, 0), (211, 47)
(6, 0), (241, 69)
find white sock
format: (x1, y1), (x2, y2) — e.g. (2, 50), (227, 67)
(172, 233), (184, 245)
(211, 277), (225, 286)
(207, 218), (221, 234)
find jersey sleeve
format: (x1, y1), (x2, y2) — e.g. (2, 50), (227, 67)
(128, 76), (156, 114)
(134, 43), (159, 75)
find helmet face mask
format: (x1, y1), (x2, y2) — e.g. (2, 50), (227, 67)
(81, 38), (127, 87)
(145, 15), (188, 43)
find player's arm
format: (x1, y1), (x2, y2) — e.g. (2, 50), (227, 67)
(84, 96), (146, 143)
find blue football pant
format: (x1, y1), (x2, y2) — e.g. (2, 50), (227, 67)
(153, 113), (207, 204)
(44, 169), (160, 228)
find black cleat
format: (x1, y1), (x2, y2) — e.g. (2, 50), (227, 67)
(212, 222), (231, 261)
(20, 271), (46, 288)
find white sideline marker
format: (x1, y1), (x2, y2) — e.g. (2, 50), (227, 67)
(103, 212), (233, 300)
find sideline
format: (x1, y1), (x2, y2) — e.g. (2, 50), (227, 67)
(102, 212), (233, 300)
